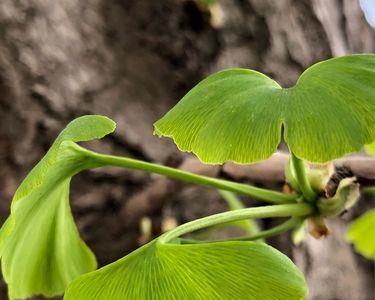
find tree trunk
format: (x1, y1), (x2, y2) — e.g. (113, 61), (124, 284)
(0, 0), (373, 299)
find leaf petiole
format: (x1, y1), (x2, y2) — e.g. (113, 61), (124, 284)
(179, 216), (304, 244)
(290, 152), (317, 202)
(67, 141), (299, 204)
(158, 203), (314, 244)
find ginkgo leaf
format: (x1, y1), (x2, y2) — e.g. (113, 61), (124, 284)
(0, 115), (116, 299)
(347, 209), (375, 259)
(154, 54), (375, 164)
(64, 239), (307, 300)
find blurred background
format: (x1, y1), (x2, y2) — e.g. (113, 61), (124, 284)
(0, 0), (374, 299)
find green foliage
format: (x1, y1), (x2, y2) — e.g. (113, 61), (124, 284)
(1, 49), (373, 300)
(365, 141), (375, 156)
(0, 115), (116, 299)
(154, 54), (375, 164)
(65, 238), (307, 300)
(347, 209), (375, 259)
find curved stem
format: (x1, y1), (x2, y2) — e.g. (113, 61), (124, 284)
(159, 203), (314, 244)
(219, 190), (246, 210)
(218, 190), (260, 236)
(179, 217), (303, 244)
(71, 142), (299, 204)
(291, 152), (316, 202)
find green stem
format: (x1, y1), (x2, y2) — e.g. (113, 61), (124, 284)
(180, 217), (303, 244)
(72, 142), (299, 204)
(218, 190), (260, 236)
(291, 152), (316, 202)
(219, 190), (246, 210)
(362, 186), (375, 194)
(159, 203), (314, 244)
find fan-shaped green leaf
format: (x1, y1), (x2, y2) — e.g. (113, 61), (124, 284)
(154, 54), (375, 164)
(154, 69), (283, 163)
(0, 115), (116, 299)
(347, 209), (375, 259)
(65, 238), (307, 300)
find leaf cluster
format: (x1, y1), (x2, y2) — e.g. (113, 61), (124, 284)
(0, 54), (374, 300)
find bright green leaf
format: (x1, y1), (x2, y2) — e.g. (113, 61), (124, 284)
(154, 54), (375, 164)
(65, 239), (307, 300)
(0, 115), (116, 299)
(347, 209), (375, 259)
(155, 68), (283, 164)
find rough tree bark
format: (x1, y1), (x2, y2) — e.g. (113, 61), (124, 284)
(0, 0), (373, 299)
